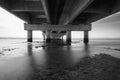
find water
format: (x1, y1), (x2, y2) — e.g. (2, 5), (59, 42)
(0, 38), (120, 80)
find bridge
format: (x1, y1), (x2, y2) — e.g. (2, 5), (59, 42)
(0, 0), (120, 43)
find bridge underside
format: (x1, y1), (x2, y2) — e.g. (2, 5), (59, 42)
(24, 23), (91, 43)
(0, 0), (120, 43)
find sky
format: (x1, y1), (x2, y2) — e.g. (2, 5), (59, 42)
(0, 7), (120, 39)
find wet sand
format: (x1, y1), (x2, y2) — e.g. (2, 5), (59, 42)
(0, 39), (120, 80)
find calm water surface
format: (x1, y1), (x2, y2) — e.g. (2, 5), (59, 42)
(0, 38), (120, 80)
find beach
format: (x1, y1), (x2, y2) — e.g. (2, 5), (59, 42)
(0, 38), (120, 80)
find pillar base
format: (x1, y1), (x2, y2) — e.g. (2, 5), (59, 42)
(66, 38), (71, 44)
(84, 38), (89, 43)
(46, 38), (51, 43)
(27, 38), (33, 42)
(43, 38), (45, 40)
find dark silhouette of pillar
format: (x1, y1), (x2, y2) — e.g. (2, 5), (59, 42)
(46, 30), (51, 43)
(42, 31), (46, 40)
(66, 31), (71, 44)
(61, 36), (63, 40)
(84, 31), (89, 43)
(27, 30), (33, 42)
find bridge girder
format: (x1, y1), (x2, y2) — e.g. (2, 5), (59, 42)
(0, 0), (120, 24)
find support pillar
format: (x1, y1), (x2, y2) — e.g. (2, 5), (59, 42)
(27, 30), (33, 42)
(42, 31), (46, 40)
(66, 31), (71, 44)
(46, 30), (51, 43)
(61, 36), (63, 40)
(84, 31), (89, 43)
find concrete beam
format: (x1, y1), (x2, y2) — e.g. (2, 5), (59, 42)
(35, 15), (47, 18)
(111, 0), (120, 14)
(13, 12), (31, 23)
(24, 0), (41, 1)
(12, 10), (44, 12)
(41, 0), (50, 23)
(83, 7), (110, 15)
(0, 1), (31, 23)
(86, 14), (109, 24)
(0, 1), (10, 9)
(24, 24), (91, 31)
(59, 0), (94, 25)
(11, 1), (44, 12)
(30, 18), (47, 24)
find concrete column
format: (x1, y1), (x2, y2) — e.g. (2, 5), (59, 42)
(61, 36), (63, 40)
(66, 31), (71, 44)
(27, 30), (33, 42)
(84, 31), (89, 43)
(42, 31), (46, 40)
(46, 30), (51, 43)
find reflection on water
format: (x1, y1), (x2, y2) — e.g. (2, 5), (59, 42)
(0, 39), (120, 80)
(84, 43), (90, 57)
(26, 42), (91, 80)
(27, 44), (33, 55)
